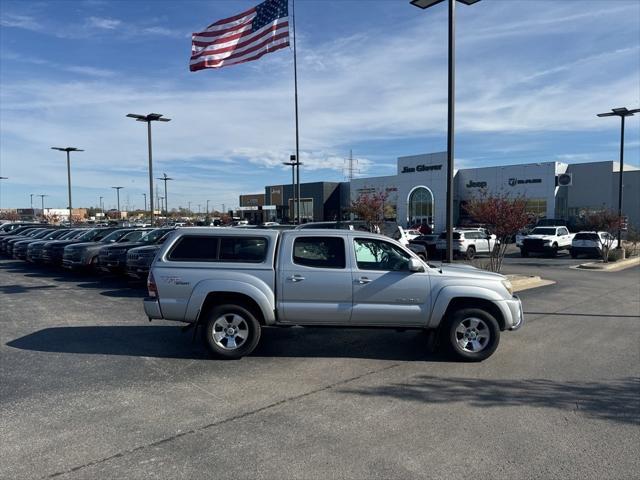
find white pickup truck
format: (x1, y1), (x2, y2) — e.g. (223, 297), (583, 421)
(520, 226), (574, 257)
(144, 228), (523, 362)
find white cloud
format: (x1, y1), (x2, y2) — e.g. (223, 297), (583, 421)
(0, 13), (42, 31)
(0, 0), (638, 209)
(87, 16), (121, 30)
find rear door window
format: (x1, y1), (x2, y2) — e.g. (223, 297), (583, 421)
(293, 237), (346, 269)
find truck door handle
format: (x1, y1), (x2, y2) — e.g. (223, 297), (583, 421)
(289, 275), (305, 282)
(356, 277), (372, 284)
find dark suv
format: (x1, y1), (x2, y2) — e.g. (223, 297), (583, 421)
(98, 228), (173, 274)
(63, 228), (150, 271)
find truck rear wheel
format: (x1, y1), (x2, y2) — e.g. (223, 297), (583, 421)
(202, 304), (261, 359)
(442, 308), (500, 362)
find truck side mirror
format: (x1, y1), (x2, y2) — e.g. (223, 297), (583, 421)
(408, 257), (424, 272)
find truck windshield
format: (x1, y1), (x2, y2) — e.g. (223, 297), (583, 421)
(530, 228), (557, 235)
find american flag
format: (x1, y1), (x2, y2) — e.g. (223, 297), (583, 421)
(190, 0), (290, 71)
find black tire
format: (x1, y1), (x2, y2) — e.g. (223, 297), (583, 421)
(202, 304), (261, 359)
(570, 251), (577, 259)
(442, 308), (500, 362)
(465, 246), (476, 260)
(550, 243), (558, 257)
(520, 248), (529, 258)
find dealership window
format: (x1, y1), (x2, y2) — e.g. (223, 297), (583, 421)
(408, 187), (434, 225)
(524, 198), (547, 217)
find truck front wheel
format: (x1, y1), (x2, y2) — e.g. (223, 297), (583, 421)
(202, 304), (261, 359)
(443, 308), (500, 362)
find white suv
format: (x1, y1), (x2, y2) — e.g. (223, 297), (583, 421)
(571, 231), (618, 258)
(436, 230), (498, 260)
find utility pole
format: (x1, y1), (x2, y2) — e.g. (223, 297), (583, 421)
(156, 173), (173, 215)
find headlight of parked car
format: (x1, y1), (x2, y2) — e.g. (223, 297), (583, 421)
(501, 279), (513, 296)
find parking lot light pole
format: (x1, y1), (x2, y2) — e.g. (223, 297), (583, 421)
(142, 193), (147, 213)
(51, 147), (83, 225)
(99, 196), (104, 218)
(112, 186), (123, 220)
(37, 194), (47, 221)
(206, 199), (210, 217)
(30, 193), (34, 210)
(410, 0), (481, 263)
(126, 113), (171, 226)
(597, 107), (639, 249)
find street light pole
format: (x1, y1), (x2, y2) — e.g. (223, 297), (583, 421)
(597, 106), (639, 249)
(127, 113), (171, 226)
(142, 193), (147, 212)
(112, 186), (123, 220)
(410, 0), (480, 263)
(30, 193), (34, 210)
(99, 196), (104, 219)
(206, 199), (210, 217)
(51, 146), (83, 225)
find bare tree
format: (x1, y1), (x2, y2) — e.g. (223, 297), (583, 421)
(580, 210), (623, 263)
(350, 190), (388, 233)
(465, 193), (532, 272)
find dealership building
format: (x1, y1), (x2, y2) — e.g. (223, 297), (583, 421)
(240, 151), (639, 229)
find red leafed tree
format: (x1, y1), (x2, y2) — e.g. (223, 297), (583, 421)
(580, 210), (623, 262)
(466, 193), (533, 272)
(0, 211), (19, 221)
(350, 190), (388, 233)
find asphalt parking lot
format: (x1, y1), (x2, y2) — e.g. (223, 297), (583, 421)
(1, 257), (639, 480)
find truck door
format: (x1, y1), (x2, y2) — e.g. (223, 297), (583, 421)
(278, 235), (353, 324)
(350, 237), (430, 326)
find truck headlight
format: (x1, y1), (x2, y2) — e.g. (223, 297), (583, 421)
(501, 279), (513, 295)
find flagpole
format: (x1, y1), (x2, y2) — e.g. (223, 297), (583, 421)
(292, 0), (301, 225)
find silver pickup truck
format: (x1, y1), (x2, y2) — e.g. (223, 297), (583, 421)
(144, 228), (523, 361)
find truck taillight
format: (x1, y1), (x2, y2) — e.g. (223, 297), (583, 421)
(147, 271), (158, 298)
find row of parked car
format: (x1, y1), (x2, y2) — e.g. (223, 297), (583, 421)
(0, 222), (175, 279)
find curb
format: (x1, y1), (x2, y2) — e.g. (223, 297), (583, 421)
(575, 256), (640, 272)
(506, 274), (556, 292)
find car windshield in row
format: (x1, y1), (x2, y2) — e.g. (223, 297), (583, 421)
(140, 229), (171, 244)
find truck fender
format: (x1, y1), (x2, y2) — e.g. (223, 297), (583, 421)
(184, 278), (276, 325)
(428, 286), (505, 329)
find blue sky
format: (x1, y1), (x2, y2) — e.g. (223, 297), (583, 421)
(1, 0), (639, 212)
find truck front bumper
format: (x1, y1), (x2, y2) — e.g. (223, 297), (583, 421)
(143, 297), (163, 320)
(503, 295), (524, 330)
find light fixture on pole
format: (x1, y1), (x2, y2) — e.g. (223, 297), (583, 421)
(410, 0), (481, 263)
(156, 173), (173, 215)
(597, 106), (639, 249)
(112, 186), (124, 220)
(37, 194), (48, 221)
(51, 146), (83, 225)
(126, 113), (171, 225)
